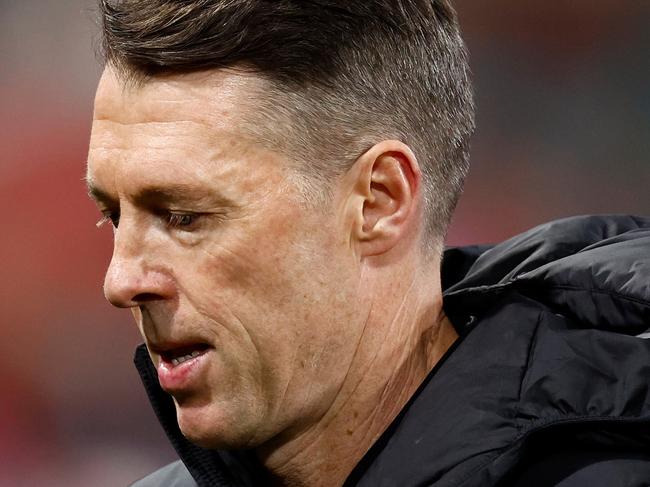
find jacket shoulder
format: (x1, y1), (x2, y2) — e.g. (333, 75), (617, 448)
(130, 460), (197, 487)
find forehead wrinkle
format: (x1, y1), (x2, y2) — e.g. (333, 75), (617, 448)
(90, 118), (217, 150)
(95, 66), (265, 133)
(90, 114), (237, 167)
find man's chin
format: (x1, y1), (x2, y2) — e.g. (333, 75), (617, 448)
(180, 428), (226, 449)
(176, 404), (261, 450)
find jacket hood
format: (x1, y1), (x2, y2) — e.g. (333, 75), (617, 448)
(442, 214), (650, 336)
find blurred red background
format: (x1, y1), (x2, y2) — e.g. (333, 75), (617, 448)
(1, 1), (648, 485)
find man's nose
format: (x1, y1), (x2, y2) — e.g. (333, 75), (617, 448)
(103, 223), (174, 308)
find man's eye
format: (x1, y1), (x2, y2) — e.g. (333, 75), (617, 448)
(166, 212), (198, 228)
(96, 210), (120, 229)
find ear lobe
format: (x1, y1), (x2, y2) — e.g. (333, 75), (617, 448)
(352, 141), (420, 257)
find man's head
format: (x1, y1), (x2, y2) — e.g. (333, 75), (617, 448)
(87, 0), (473, 452)
(99, 0), (474, 251)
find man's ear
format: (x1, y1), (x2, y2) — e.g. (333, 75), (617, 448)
(346, 140), (421, 257)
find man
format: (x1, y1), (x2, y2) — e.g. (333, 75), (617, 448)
(86, 1), (650, 486)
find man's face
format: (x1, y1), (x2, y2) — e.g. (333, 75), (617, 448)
(87, 68), (364, 448)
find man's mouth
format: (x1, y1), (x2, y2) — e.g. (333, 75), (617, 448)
(155, 342), (213, 392)
(159, 344), (211, 367)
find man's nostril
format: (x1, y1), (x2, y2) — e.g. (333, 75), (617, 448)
(133, 292), (163, 302)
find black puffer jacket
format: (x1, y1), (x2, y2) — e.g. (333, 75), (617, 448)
(132, 215), (650, 487)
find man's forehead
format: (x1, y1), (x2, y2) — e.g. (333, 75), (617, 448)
(93, 65), (266, 128)
(87, 67), (294, 203)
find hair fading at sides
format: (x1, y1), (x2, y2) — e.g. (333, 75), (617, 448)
(100, 0), (475, 251)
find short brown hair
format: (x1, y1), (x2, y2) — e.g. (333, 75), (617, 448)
(100, 0), (475, 249)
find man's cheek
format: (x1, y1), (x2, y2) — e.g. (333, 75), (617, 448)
(197, 239), (261, 286)
(197, 247), (293, 313)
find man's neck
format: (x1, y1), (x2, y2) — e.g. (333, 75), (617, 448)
(255, 278), (458, 487)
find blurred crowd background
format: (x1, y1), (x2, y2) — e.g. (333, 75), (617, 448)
(1, 1), (648, 485)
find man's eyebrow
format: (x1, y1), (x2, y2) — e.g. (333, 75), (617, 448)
(133, 184), (233, 207)
(85, 179), (232, 207)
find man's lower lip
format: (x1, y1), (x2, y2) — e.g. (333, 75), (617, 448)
(157, 350), (210, 392)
